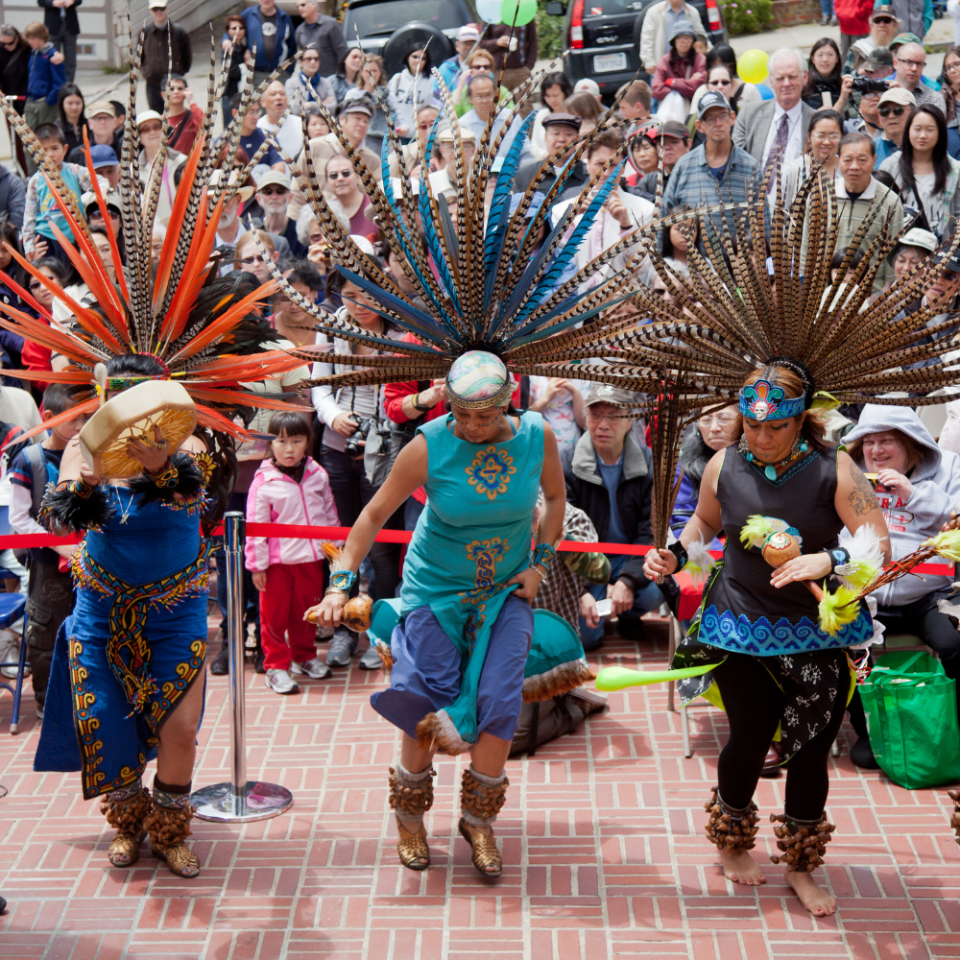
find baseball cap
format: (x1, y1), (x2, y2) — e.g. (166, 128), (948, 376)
(934, 246), (960, 273)
(456, 24), (480, 42)
(340, 99), (372, 118)
(437, 127), (477, 142)
(891, 32), (921, 49)
(81, 190), (121, 215)
(148, 0), (167, 8)
(88, 144), (119, 168)
(896, 227), (938, 254)
(871, 0), (897, 19)
(541, 112), (582, 131)
(878, 86), (916, 108)
(209, 169), (255, 203)
(256, 170), (290, 191)
(655, 120), (690, 140)
(135, 110), (164, 128)
(574, 78), (601, 97)
(584, 383), (636, 408)
(87, 101), (115, 118)
(698, 90), (732, 118)
(863, 46), (893, 70)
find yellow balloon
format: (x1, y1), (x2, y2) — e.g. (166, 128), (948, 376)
(737, 49), (769, 85)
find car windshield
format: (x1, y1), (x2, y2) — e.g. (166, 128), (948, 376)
(345, 0), (466, 37)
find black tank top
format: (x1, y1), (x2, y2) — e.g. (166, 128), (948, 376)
(709, 445), (841, 624)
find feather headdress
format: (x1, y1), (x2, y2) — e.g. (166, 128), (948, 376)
(0, 35), (306, 439)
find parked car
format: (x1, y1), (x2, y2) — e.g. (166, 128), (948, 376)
(341, 0), (477, 77)
(546, 0), (727, 100)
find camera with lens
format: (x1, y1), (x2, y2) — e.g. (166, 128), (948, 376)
(344, 417), (376, 458)
(851, 77), (889, 94)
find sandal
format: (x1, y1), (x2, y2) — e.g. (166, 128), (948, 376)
(395, 815), (430, 870)
(143, 790), (200, 879)
(388, 765), (435, 871)
(101, 784), (151, 869)
(458, 818), (502, 878)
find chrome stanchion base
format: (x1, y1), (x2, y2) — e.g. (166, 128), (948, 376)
(191, 781), (293, 823)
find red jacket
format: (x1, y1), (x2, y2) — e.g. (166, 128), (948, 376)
(652, 50), (707, 101)
(834, 0), (874, 36)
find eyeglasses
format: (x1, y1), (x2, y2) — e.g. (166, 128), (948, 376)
(0, 38), (16, 47)
(811, 132), (842, 142)
(302, 55), (320, 62)
(259, 186), (288, 195)
(471, 93), (495, 101)
(237, 256), (266, 265)
(873, 15), (895, 22)
(708, 78), (732, 86)
(586, 409), (628, 423)
(326, 170), (353, 180)
(90, 208), (120, 220)
(699, 112), (730, 126)
(878, 105), (906, 117)
(896, 57), (925, 67)
(698, 413), (739, 427)
(947, 61), (960, 72)
(139, 122), (163, 133)
(308, 233), (324, 244)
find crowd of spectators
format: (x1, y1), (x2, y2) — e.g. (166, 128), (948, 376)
(0, 0), (956, 761)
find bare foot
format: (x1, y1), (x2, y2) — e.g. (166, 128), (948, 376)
(720, 848), (766, 885)
(786, 869), (836, 916)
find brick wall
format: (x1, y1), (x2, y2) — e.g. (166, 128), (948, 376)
(771, 0), (821, 27)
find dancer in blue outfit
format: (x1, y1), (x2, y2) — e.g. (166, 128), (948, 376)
(311, 351), (573, 879)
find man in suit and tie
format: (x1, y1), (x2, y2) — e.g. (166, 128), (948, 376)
(733, 48), (816, 188)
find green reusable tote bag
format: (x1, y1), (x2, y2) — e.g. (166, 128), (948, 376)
(859, 651), (960, 789)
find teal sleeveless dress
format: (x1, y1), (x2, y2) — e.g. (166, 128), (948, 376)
(370, 412), (545, 749)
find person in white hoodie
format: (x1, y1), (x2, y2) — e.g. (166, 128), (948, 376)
(843, 404), (960, 766)
(386, 45), (435, 140)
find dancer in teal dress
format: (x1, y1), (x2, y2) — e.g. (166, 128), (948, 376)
(310, 351), (577, 879)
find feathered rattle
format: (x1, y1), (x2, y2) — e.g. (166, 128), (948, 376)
(303, 542), (373, 632)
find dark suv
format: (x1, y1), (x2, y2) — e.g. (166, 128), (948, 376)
(546, 0), (727, 99)
(342, 0), (478, 77)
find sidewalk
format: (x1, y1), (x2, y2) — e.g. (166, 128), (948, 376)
(1, 608), (958, 960)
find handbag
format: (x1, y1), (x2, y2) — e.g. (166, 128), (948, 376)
(859, 650), (960, 789)
(657, 90), (688, 124)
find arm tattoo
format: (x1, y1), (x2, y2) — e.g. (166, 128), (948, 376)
(847, 461), (878, 516)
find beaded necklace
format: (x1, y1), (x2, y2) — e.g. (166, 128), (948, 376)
(738, 434), (810, 481)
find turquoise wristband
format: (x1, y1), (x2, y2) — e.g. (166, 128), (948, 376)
(328, 570), (357, 592)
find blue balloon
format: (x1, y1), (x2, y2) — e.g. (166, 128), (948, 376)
(757, 83), (774, 100)
(477, 0), (502, 22)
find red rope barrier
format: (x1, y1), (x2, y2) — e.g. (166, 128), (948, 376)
(0, 524), (952, 575)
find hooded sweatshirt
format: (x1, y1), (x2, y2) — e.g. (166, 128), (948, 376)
(843, 404), (960, 606)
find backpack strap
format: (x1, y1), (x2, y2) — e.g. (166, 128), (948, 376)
(22, 442), (48, 519)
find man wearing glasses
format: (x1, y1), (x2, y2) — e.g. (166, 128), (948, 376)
(294, 0), (346, 77)
(842, 0), (900, 73)
(875, 86), (915, 164)
(663, 91), (758, 236)
(892, 42), (944, 113)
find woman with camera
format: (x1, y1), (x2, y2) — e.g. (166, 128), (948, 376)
(803, 39), (853, 113)
(310, 262), (406, 668)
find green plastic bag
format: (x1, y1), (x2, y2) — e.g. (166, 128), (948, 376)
(859, 651), (960, 789)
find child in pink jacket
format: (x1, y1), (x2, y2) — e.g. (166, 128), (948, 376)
(246, 411), (339, 695)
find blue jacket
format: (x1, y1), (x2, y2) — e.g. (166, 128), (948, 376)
(26, 43), (64, 105)
(239, 5), (295, 73)
(435, 55), (464, 94)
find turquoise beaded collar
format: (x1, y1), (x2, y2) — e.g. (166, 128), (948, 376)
(738, 434), (810, 481)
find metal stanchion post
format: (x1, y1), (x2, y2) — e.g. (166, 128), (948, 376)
(192, 512), (293, 822)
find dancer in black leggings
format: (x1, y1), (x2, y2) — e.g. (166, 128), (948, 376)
(646, 362), (891, 917)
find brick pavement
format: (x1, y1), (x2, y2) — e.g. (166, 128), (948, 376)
(0, 616), (958, 960)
